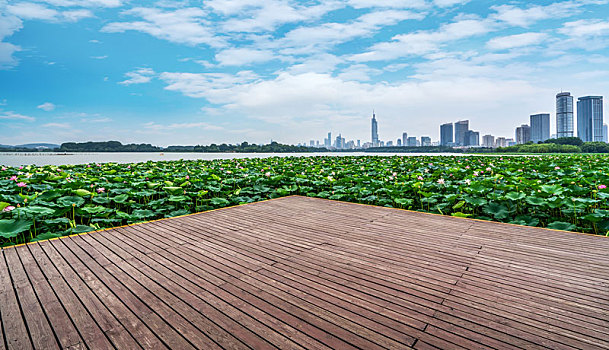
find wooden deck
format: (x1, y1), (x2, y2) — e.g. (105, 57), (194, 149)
(1, 195), (608, 349)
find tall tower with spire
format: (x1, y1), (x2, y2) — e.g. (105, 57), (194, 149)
(371, 111), (379, 147)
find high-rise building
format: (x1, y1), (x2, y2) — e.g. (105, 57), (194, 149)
(530, 113), (550, 143)
(464, 130), (479, 146)
(325, 132), (331, 148)
(421, 136), (431, 146)
(577, 96), (604, 142)
(357, 140), (361, 148)
(396, 138), (401, 146)
(604, 124), (608, 143)
(506, 138), (517, 146)
(335, 134), (344, 149)
(482, 134), (495, 148)
(516, 124), (531, 144)
(454, 120), (469, 146)
(440, 123), (453, 146)
(371, 112), (379, 146)
(386, 141), (393, 146)
(556, 92), (574, 138)
(407, 137), (417, 147)
(495, 137), (506, 148)
(402, 132), (407, 147)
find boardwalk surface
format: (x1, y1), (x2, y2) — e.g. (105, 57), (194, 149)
(1, 195), (608, 349)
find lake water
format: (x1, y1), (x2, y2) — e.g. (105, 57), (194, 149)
(0, 152), (481, 167)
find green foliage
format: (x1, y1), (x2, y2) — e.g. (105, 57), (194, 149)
(1, 154), (608, 246)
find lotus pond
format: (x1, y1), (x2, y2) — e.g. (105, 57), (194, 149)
(1, 154), (608, 246)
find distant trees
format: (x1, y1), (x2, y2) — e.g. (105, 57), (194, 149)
(59, 141), (161, 152)
(544, 137), (584, 147)
(58, 141), (326, 153)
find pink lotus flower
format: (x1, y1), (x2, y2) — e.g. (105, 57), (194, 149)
(417, 176), (423, 180)
(3, 206), (15, 212)
(18, 166), (23, 170)
(9, 175), (17, 181)
(599, 185), (607, 190)
(265, 172), (271, 177)
(554, 166), (560, 170)
(17, 182), (26, 187)
(1, 166), (6, 170)
(185, 175), (190, 180)
(437, 178), (445, 185)
(97, 187), (105, 193)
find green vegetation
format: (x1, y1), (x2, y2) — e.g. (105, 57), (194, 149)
(1, 154), (609, 246)
(497, 137), (609, 153)
(58, 141), (326, 153)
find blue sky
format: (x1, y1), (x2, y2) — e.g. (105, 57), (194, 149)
(1, 0), (608, 146)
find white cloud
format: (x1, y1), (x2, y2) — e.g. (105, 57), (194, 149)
(42, 122), (70, 128)
(276, 9), (424, 55)
(0, 111), (35, 121)
(351, 17), (496, 61)
(559, 19), (609, 37)
(486, 32), (548, 50)
(90, 55), (108, 59)
(144, 121), (224, 131)
(0, 42), (20, 68)
(119, 67), (155, 85)
(38, 0), (122, 7)
(348, 0), (428, 9)
(490, 2), (581, 27)
(101, 7), (224, 47)
(211, 0), (344, 32)
(337, 64), (382, 81)
(6, 2), (93, 22)
(7, 2), (58, 20)
(159, 71), (259, 98)
(37, 102), (56, 111)
(61, 9), (93, 22)
(215, 48), (276, 66)
(433, 0), (470, 7)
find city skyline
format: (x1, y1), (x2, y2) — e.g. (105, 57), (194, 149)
(315, 90), (607, 149)
(2, 1), (609, 146)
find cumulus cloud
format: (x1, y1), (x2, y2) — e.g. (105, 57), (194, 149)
(37, 102), (56, 111)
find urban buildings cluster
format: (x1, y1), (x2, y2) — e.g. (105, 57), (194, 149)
(300, 92), (608, 149)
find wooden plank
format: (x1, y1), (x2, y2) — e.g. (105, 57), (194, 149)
(62, 236), (194, 350)
(3, 248), (58, 350)
(16, 245), (83, 349)
(0, 249), (32, 350)
(50, 239), (167, 350)
(28, 242), (114, 350)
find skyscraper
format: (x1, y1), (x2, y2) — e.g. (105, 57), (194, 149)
(556, 92), (574, 138)
(464, 130), (479, 146)
(440, 123), (453, 146)
(325, 132), (331, 148)
(396, 138), (401, 146)
(604, 124), (608, 143)
(516, 124), (531, 144)
(407, 137), (417, 147)
(482, 135), (495, 148)
(530, 113), (550, 143)
(454, 120), (469, 146)
(402, 132), (407, 147)
(371, 112), (379, 146)
(577, 96), (604, 142)
(421, 136), (431, 146)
